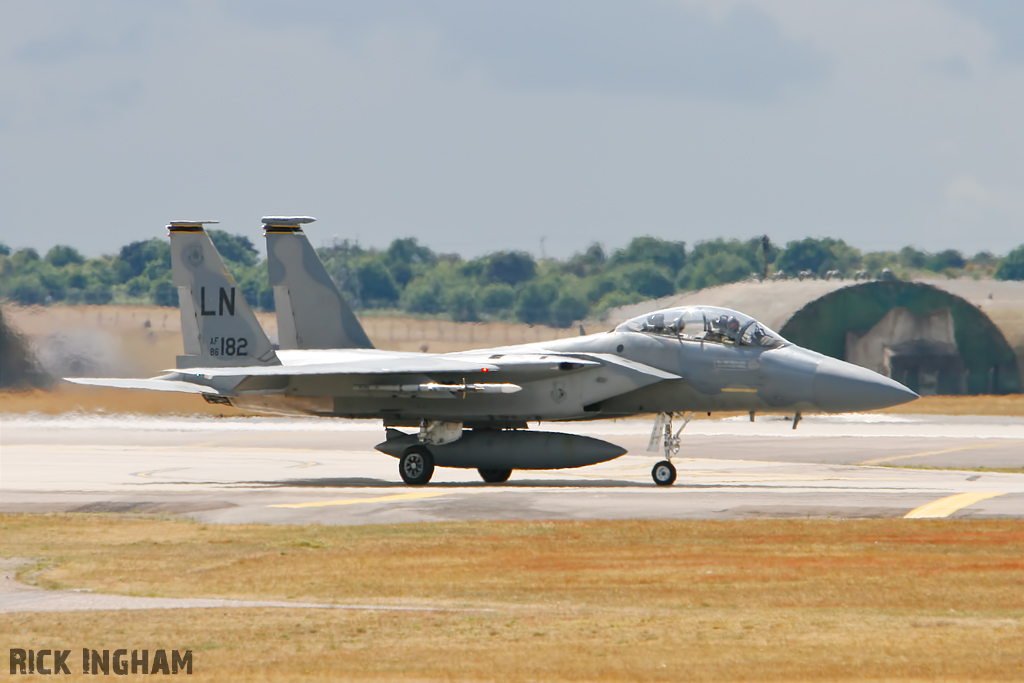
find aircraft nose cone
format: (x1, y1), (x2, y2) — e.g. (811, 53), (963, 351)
(813, 358), (919, 412)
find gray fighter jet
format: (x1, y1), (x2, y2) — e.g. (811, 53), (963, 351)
(68, 218), (918, 486)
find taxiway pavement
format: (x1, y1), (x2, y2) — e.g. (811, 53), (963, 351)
(2, 413), (1021, 524)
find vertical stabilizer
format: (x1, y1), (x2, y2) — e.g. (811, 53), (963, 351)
(169, 221), (280, 368)
(263, 216), (374, 350)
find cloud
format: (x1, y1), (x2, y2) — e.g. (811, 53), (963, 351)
(227, 0), (829, 101)
(946, 175), (997, 209)
(944, 0), (1024, 64)
(9, 3), (165, 66)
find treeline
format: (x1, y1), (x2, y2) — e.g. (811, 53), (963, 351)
(2, 233), (1023, 328)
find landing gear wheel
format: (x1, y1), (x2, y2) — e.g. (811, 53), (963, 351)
(652, 460), (676, 486)
(399, 446), (434, 485)
(478, 468), (512, 483)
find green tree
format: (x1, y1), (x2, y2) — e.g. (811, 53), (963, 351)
(487, 251), (536, 286)
(84, 257), (119, 287)
(685, 238), (765, 286)
(970, 251), (998, 268)
(66, 268), (88, 290)
(862, 251), (899, 274)
(610, 237), (684, 272)
(995, 245), (1024, 280)
(356, 259), (400, 307)
(82, 286), (112, 305)
(593, 290), (645, 315)
(118, 239), (170, 282)
(688, 238), (759, 267)
(151, 279), (177, 307)
(382, 238), (434, 288)
(549, 293), (589, 328)
(924, 249), (965, 272)
(683, 252), (753, 291)
(35, 262), (67, 302)
(0, 242), (10, 256)
(621, 264), (674, 299)
(898, 246), (927, 270)
(776, 238), (833, 275)
(126, 275), (151, 298)
(7, 274), (47, 305)
(209, 230), (259, 266)
(610, 236), (686, 273)
(586, 275), (620, 304)
(479, 283), (516, 315)
(563, 243), (606, 277)
(827, 240), (862, 274)
(45, 245), (85, 268)
(515, 279), (558, 325)
(317, 239), (363, 307)
(401, 278), (444, 314)
(444, 286), (479, 322)
(11, 248), (41, 269)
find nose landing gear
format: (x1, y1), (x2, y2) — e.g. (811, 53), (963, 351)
(652, 460), (676, 486)
(647, 411), (692, 486)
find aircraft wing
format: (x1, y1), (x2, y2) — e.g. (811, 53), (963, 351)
(172, 352), (672, 382)
(64, 377), (224, 394)
(69, 352), (677, 400)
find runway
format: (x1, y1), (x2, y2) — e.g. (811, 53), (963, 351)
(2, 413), (1022, 523)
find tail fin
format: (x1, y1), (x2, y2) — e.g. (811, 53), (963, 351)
(263, 216), (374, 350)
(169, 221), (280, 368)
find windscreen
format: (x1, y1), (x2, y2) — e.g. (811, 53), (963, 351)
(617, 306), (788, 348)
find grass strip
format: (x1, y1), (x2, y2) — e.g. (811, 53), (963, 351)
(1, 515), (1022, 681)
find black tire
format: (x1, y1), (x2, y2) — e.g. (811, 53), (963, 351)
(399, 446), (435, 485)
(478, 468), (512, 484)
(652, 460), (676, 486)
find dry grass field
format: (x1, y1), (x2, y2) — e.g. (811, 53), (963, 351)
(1, 515), (1022, 681)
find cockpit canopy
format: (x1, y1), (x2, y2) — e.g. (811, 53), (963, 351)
(617, 306), (789, 349)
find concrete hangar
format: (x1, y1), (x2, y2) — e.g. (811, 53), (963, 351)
(607, 278), (1024, 396)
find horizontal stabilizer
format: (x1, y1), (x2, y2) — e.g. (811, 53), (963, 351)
(64, 377), (222, 394)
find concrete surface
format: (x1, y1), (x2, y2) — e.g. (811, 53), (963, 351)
(2, 413), (1021, 525)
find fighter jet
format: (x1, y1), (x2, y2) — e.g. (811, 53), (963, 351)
(67, 218), (918, 486)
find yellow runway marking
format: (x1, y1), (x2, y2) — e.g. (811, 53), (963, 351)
(288, 461), (320, 469)
(270, 490), (474, 509)
(904, 492), (1007, 519)
(858, 440), (1024, 466)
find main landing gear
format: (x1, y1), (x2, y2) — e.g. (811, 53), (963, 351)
(399, 446), (435, 485)
(647, 411), (693, 486)
(398, 447), (513, 485)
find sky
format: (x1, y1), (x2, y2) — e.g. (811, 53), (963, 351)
(2, 0), (1023, 260)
